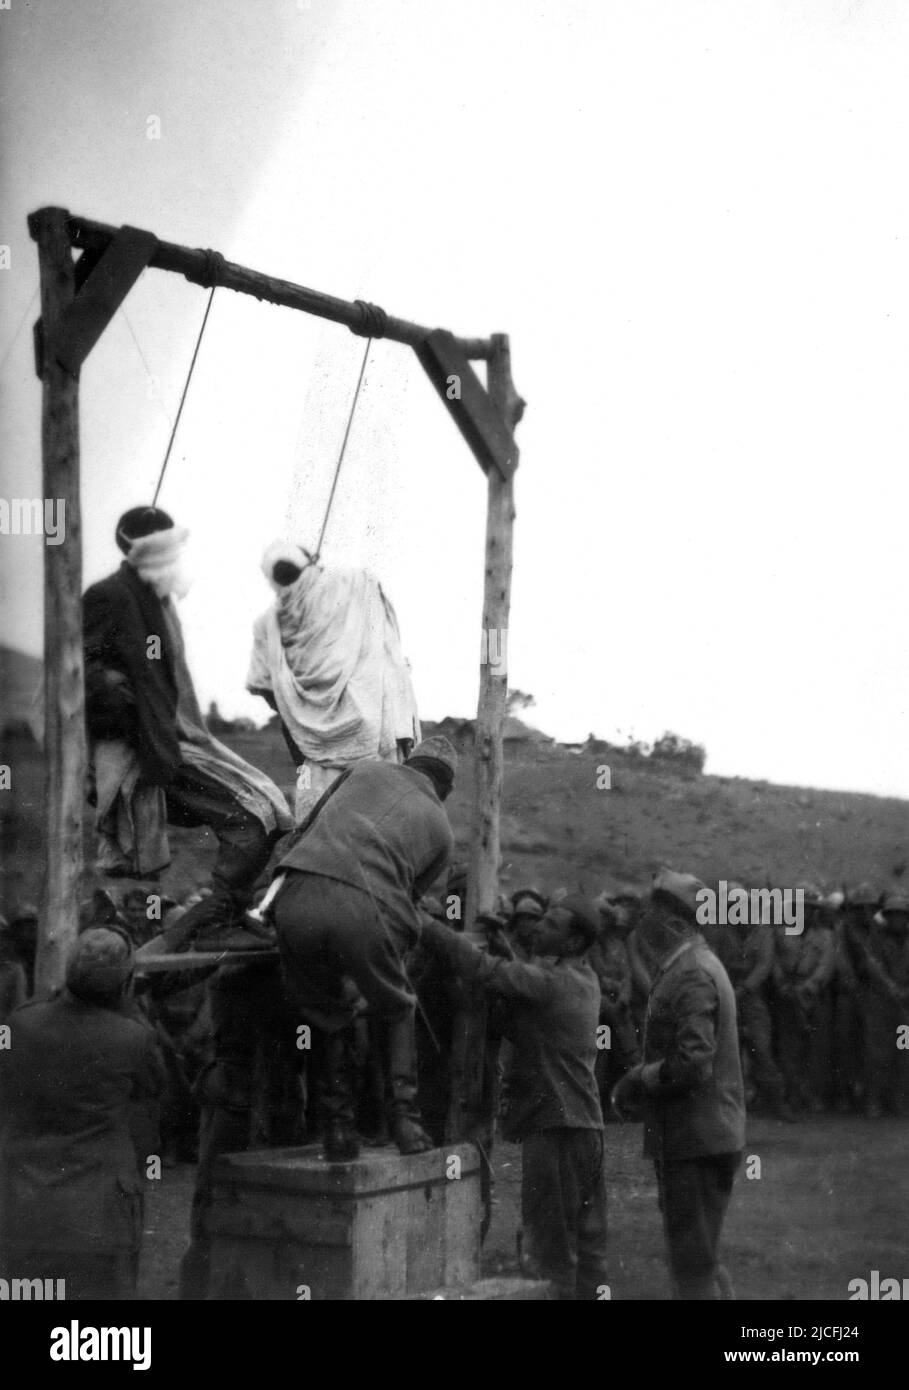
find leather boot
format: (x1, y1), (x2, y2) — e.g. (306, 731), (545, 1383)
(387, 1012), (434, 1155)
(320, 1030), (361, 1163)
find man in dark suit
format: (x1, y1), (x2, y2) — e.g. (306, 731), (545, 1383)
(83, 506), (291, 946)
(0, 927), (165, 1300)
(613, 869), (746, 1300)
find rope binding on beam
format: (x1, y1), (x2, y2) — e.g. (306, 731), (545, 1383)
(196, 249), (227, 288)
(351, 299), (388, 339)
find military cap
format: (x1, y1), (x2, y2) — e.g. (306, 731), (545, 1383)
(408, 736), (458, 777)
(847, 883), (880, 908)
(511, 887), (548, 918)
(554, 893), (601, 945)
(66, 927), (133, 1002)
(651, 867), (707, 923)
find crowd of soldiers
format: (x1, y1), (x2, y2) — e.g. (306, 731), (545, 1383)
(434, 875), (909, 1124)
(3, 857), (908, 1302)
(552, 878), (908, 1122)
(2, 873), (906, 1165)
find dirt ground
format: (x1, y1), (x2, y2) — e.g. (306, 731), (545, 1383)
(138, 1114), (909, 1301)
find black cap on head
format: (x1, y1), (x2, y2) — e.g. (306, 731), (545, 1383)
(116, 506), (174, 554)
(66, 927), (134, 1003)
(555, 893), (601, 946)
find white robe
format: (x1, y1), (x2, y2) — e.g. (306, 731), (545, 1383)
(247, 565), (420, 815)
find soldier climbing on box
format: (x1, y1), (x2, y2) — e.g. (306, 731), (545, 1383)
(268, 735), (458, 1162)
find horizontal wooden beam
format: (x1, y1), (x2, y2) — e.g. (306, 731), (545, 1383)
(33, 211), (494, 361)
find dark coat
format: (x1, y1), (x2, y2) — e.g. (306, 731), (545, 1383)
(640, 936), (746, 1160)
(278, 762), (454, 933)
(83, 563), (180, 784)
(0, 993), (165, 1256)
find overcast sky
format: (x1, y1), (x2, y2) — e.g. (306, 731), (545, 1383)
(2, 0), (909, 798)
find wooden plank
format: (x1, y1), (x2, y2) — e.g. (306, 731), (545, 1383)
(28, 208), (84, 995)
(134, 948), (278, 973)
(415, 329), (516, 479)
(52, 226), (158, 374)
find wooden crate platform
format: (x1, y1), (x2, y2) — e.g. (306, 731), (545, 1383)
(207, 1142), (482, 1300)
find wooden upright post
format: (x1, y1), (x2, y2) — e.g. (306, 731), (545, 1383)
(448, 334), (522, 1150)
(465, 334), (521, 929)
(30, 207), (84, 993)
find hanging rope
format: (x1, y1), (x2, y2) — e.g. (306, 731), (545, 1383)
(152, 285), (218, 506)
(312, 335), (372, 560)
(0, 284), (39, 374)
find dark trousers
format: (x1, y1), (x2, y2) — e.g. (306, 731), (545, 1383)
(736, 990), (786, 1111)
(654, 1152), (740, 1300)
(832, 986), (864, 1107)
(520, 1127), (609, 1300)
(774, 995), (815, 1108)
(165, 764), (275, 911)
(861, 984), (909, 1113)
(178, 960), (303, 1300)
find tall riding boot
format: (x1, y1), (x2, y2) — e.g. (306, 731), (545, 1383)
(320, 1029), (360, 1163)
(387, 1012), (434, 1155)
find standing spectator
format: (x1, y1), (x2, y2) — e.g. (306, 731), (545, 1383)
(589, 892), (640, 1110)
(832, 884), (879, 1113)
(860, 891), (909, 1117)
(613, 869), (745, 1300)
(0, 928), (164, 1300)
(771, 885), (835, 1115)
(421, 893), (609, 1300)
(713, 887), (794, 1122)
(0, 914), (26, 1023)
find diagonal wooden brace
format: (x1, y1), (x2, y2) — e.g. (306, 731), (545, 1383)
(416, 329), (517, 480)
(48, 225), (159, 375)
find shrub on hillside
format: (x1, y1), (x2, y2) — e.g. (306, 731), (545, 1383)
(650, 731), (707, 774)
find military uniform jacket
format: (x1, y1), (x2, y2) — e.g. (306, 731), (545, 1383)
(773, 925), (835, 990)
(421, 921), (604, 1141)
(0, 993), (165, 1256)
(714, 923), (773, 988)
(278, 761), (454, 934)
(640, 935), (746, 1161)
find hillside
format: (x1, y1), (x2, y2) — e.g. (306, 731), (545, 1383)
(0, 644), (42, 737)
(3, 721), (909, 914)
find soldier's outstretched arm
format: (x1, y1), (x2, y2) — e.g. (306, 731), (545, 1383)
(420, 919), (552, 1003)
